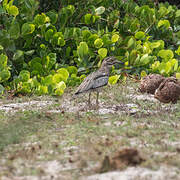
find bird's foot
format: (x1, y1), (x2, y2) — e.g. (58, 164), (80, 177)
(87, 103), (93, 109)
(87, 103), (99, 110)
(95, 105), (100, 110)
(92, 104), (100, 110)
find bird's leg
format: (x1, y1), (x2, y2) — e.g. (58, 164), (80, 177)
(96, 91), (99, 107)
(88, 92), (91, 107)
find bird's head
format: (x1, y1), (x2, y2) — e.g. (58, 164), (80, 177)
(101, 56), (124, 69)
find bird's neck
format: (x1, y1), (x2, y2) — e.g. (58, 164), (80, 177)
(99, 65), (110, 75)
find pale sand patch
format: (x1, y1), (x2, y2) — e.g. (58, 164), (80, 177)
(83, 166), (180, 180)
(127, 94), (157, 102)
(0, 101), (53, 113)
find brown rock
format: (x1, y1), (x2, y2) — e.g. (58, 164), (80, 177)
(99, 148), (145, 173)
(139, 74), (165, 94)
(154, 77), (180, 103)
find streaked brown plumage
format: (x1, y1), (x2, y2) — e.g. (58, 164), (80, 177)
(139, 74), (165, 94)
(154, 77), (180, 103)
(74, 56), (122, 107)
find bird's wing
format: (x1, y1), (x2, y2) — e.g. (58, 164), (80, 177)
(74, 72), (95, 94)
(74, 71), (109, 94)
(92, 72), (109, 89)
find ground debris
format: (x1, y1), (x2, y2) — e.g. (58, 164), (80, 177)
(99, 148), (145, 173)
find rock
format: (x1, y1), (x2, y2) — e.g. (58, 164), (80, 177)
(139, 74), (165, 94)
(154, 77), (180, 103)
(99, 148), (145, 173)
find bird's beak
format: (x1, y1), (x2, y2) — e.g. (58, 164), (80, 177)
(113, 60), (124, 65)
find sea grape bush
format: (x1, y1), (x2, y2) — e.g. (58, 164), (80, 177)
(0, 0), (180, 95)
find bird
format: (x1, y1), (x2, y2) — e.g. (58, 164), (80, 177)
(74, 56), (123, 108)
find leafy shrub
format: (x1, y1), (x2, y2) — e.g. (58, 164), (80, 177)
(0, 0), (180, 96)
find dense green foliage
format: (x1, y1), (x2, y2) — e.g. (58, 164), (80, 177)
(0, 0), (180, 95)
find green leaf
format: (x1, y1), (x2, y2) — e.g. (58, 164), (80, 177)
(57, 68), (69, 82)
(94, 38), (104, 48)
(111, 34), (119, 43)
(165, 61), (172, 74)
(108, 75), (120, 85)
(0, 45), (3, 51)
(40, 44), (46, 49)
(7, 5), (19, 16)
(0, 54), (8, 68)
(0, 69), (11, 82)
(47, 53), (56, 69)
(22, 23), (35, 35)
(3, 0), (8, 8)
(150, 41), (161, 49)
(9, 21), (20, 39)
(151, 40), (164, 50)
(57, 37), (65, 46)
(140, 70), (147, 78)
(45, 29), (54, 41)
(84, 14), (95, 24)
(158, 62), (166, 74)
(17, 82), (32, 94)
(52, 32), (65, 46)
(139, 54), (151, 65)
(77, 42), (89, 60)
(56, 81), (66, 90)
(129, 50), (137, 65)
(0, 84), (5, 94)
(7, 0), (14, 7)
(47, 11), (58, 24)
(98, 48), (107, 58)
(151, 61), (160, 71)
(66, 5), (75, 16)
(19, 70), (30, 82)
(52, 74), (64, 84)
(157, 20), (170, 29)
(67, 66), (78, 75)
(158, 7), (169, 17)
(82, 30), (91, 39)
(29, 60), (43, 75)
(54, 88), (64, 96)
(95, 6), (105, 15)
(84, 14), (91, 24)
(175, 10), (180, 18)
(143, 42), (151, 54)
(176, 73), (180, 79)
(13, 50), (24, 61)
(135, 31), (145, 40)
(129, 18), (140, 33)
(37, 85), (48, 95)
(158, 49), (174, 61)
(34, 13), (47, 26)
(54, 81), (66, 96)
(127, 38), (136, 49)
(175, 46), (180, 55)
(43, 75), (53, 85)
(30, 57), (42, 65)
(173, 59), (178, 71)
(66, 47), (71, 57)
(24, 50), (35, 56)
(134, 54), (140, 65)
